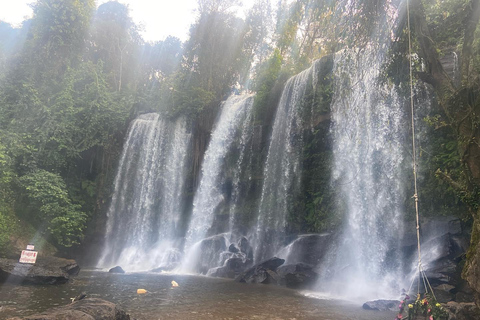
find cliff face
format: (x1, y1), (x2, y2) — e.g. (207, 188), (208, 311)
(465, 220), (480, 304)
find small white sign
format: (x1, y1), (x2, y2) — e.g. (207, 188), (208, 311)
(19, 250), (38, 264)
(26, 245), (35, 251)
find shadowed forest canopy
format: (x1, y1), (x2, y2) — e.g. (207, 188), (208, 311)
(0, 1), (479, 297)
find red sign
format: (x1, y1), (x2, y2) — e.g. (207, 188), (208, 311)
(19, 250), (38, 264)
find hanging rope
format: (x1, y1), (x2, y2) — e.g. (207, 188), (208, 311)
(406, 0), (424, 296)
(406, 0), (439, 303)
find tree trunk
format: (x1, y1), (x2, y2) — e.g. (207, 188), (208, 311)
(461, 0), (480, 86)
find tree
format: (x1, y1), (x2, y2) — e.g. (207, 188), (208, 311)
(27, 0), (95, 85)
(18, 170), (87, 247)
(89, 1), (142, 91)
(405, 0), (480, 298)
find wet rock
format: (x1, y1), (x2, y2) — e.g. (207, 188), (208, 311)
(276, 263), (319, 289)
(256, 257), (285, 271)
(455, 291), (475, 303)
(228, 244), (239, 253)
(282, 234), (333, 266)
(362, 300), (400, 311)
(208, 257), (249, 279)
(237, 237), (253, 260)
(402, 216), (463, 248)
(108, 266), (125, 273)
(421, 233), (467, 289)
(7, 298), (131, 320)
(235, 257), (285, 284)
(196, 234), (227, 274)
(433, 284), (455, 303)
(0, 257), (79, 285)
(444, 301), (480, 320)
(226, 257), (244, 270)
(422, 233), (468, 265)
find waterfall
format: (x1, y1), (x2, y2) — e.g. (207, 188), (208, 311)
(98, 113), (191, 271)
(252, 60), (321, 263)
(179, 94), (255, 273)
(320, 45), (406, 299)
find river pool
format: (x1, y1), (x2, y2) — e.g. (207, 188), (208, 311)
(0, 270), (396, 319)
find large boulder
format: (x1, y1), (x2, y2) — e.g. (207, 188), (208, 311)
(235, 257), (285, 284)
(421, 233), (469, 288)
(395, 216), (474, 304)
(276, 263), (319, 289)
(0, 257), (80, 285)
(7, 298), (131, 320)
(108, 266), (125, 274)
(282, 234), (333, 265)
(237, 237), (254, 261)
(195, 234), (228, 274)
(207, 257), (248, 278)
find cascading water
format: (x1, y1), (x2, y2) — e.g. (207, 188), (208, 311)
(98, 113), (191, 271)
(252, 60), (322, 263)
(179, 94), (255, 273)
(318, 45), (406, 299)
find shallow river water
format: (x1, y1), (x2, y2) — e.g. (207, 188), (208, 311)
(0, 270), (396, 319)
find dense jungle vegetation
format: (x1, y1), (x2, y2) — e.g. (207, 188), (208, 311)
(0, 0), (479, 284)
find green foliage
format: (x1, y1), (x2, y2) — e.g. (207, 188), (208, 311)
(0, 204), (18, 256)
(0, 1), (135, 251)
(18, 170), (87, 247)
(411, 113), (468, 219)
(27, 0), (95, 83)
(90, 1), (142, 91)
(252, 49), (283, 121)
(424, 0), (470, 52)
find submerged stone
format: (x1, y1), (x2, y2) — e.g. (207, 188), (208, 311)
(7, 298), (131, 320)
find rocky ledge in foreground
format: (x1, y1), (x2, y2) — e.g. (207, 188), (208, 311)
(7, 298), (131, 320)
(0, 256), (80, 285)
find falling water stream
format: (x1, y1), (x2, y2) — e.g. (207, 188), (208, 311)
(252, 60), (322, 263)
(98, 114), (191, 271)
(97, 0), (409, 304)
(179, 94), (255, 273)
(318, 45), (406, 299)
